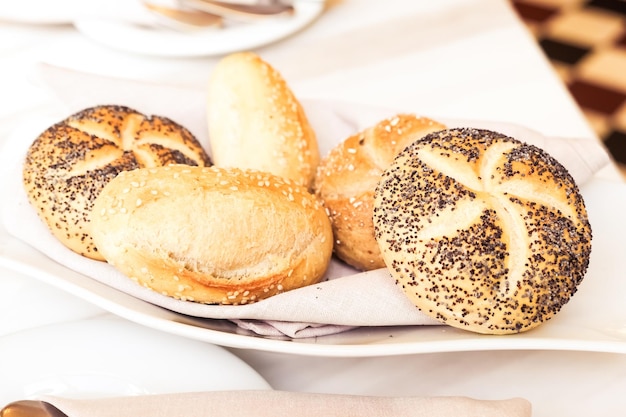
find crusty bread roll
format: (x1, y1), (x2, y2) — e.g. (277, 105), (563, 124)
(206, 52), (320, 189)
(373, 128), (592, 334)
(313, 114), (446, 271)
(22, 105), (211, 260)
(90, 164), (334, 305)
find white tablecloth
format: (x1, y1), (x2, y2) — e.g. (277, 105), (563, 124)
(1, 1), (625, 415)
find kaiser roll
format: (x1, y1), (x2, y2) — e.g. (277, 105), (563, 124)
(22, 105), (211, 260)
(314, 114), (446, 271)
(373, 128), (592, 334)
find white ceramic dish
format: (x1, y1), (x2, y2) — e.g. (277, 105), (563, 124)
(1, 175), (625, 356)
(73, 1), (325, 57)
(0, 315), (271, 404)
(0, 93), (622, 356)
(0, 0), (117, 24)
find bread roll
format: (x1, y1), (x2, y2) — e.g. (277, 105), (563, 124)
(373, 128), (592, 334)
(22, 105), (211, 260)
(90, 165), (333, 305)
(313, 114), (446, 271)
(207, 52), (319, 189)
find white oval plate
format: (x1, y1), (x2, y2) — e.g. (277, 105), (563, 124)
(73, 1), (325, 57)
(1, 95), (624, 357)
(1, 176), (625, 357)
(0, 316), (271, 405)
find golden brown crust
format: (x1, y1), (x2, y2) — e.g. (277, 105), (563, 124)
(22, 105), (212, 260)
(373, 128), (592, 334)
(206, 52), (320, 189)
(90, 165), (334, 305)
(314, 114), (446, 271)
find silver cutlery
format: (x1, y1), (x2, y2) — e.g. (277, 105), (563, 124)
(177, 0), (295, 22)
(141, 0), (295, 31)
(142, 2), (223, 30)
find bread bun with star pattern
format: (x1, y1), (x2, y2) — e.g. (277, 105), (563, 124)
(373, 128), (592, 334)
(22, 105), (212, 260)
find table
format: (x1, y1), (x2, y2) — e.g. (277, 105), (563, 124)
(1, 1), (625, 415)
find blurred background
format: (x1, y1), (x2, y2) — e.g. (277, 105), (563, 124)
(511, 0), (626, 175)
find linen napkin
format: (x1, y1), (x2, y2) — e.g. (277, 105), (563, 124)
(0, 64), (614, 338)
(41, 391), (532, 417)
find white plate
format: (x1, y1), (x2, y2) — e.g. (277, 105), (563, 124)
(0, 316), (271, 404)
(0, 95), (621, 357)
(1, 170), (625, 356)
(73, 1), (325, 57)
(0, 0), (109, 24)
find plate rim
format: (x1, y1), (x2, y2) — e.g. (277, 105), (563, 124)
(72, 0), (326, 57)
(0, 315), (272, 402)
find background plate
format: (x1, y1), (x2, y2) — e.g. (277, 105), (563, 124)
(73, 1), (325, 57)
(0, 316), (271, 404)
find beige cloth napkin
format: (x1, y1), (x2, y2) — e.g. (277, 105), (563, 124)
(42, 391), (532, 417)
(0, 64), (614, 338)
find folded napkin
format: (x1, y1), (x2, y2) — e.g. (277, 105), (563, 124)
(42, 391), (532, 417)
(0, 65), (614, 338)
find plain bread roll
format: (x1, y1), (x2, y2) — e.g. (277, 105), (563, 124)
(373, 128), (592, 334)
(90, 164), (334, 305)
(207, 52), (320, 189)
